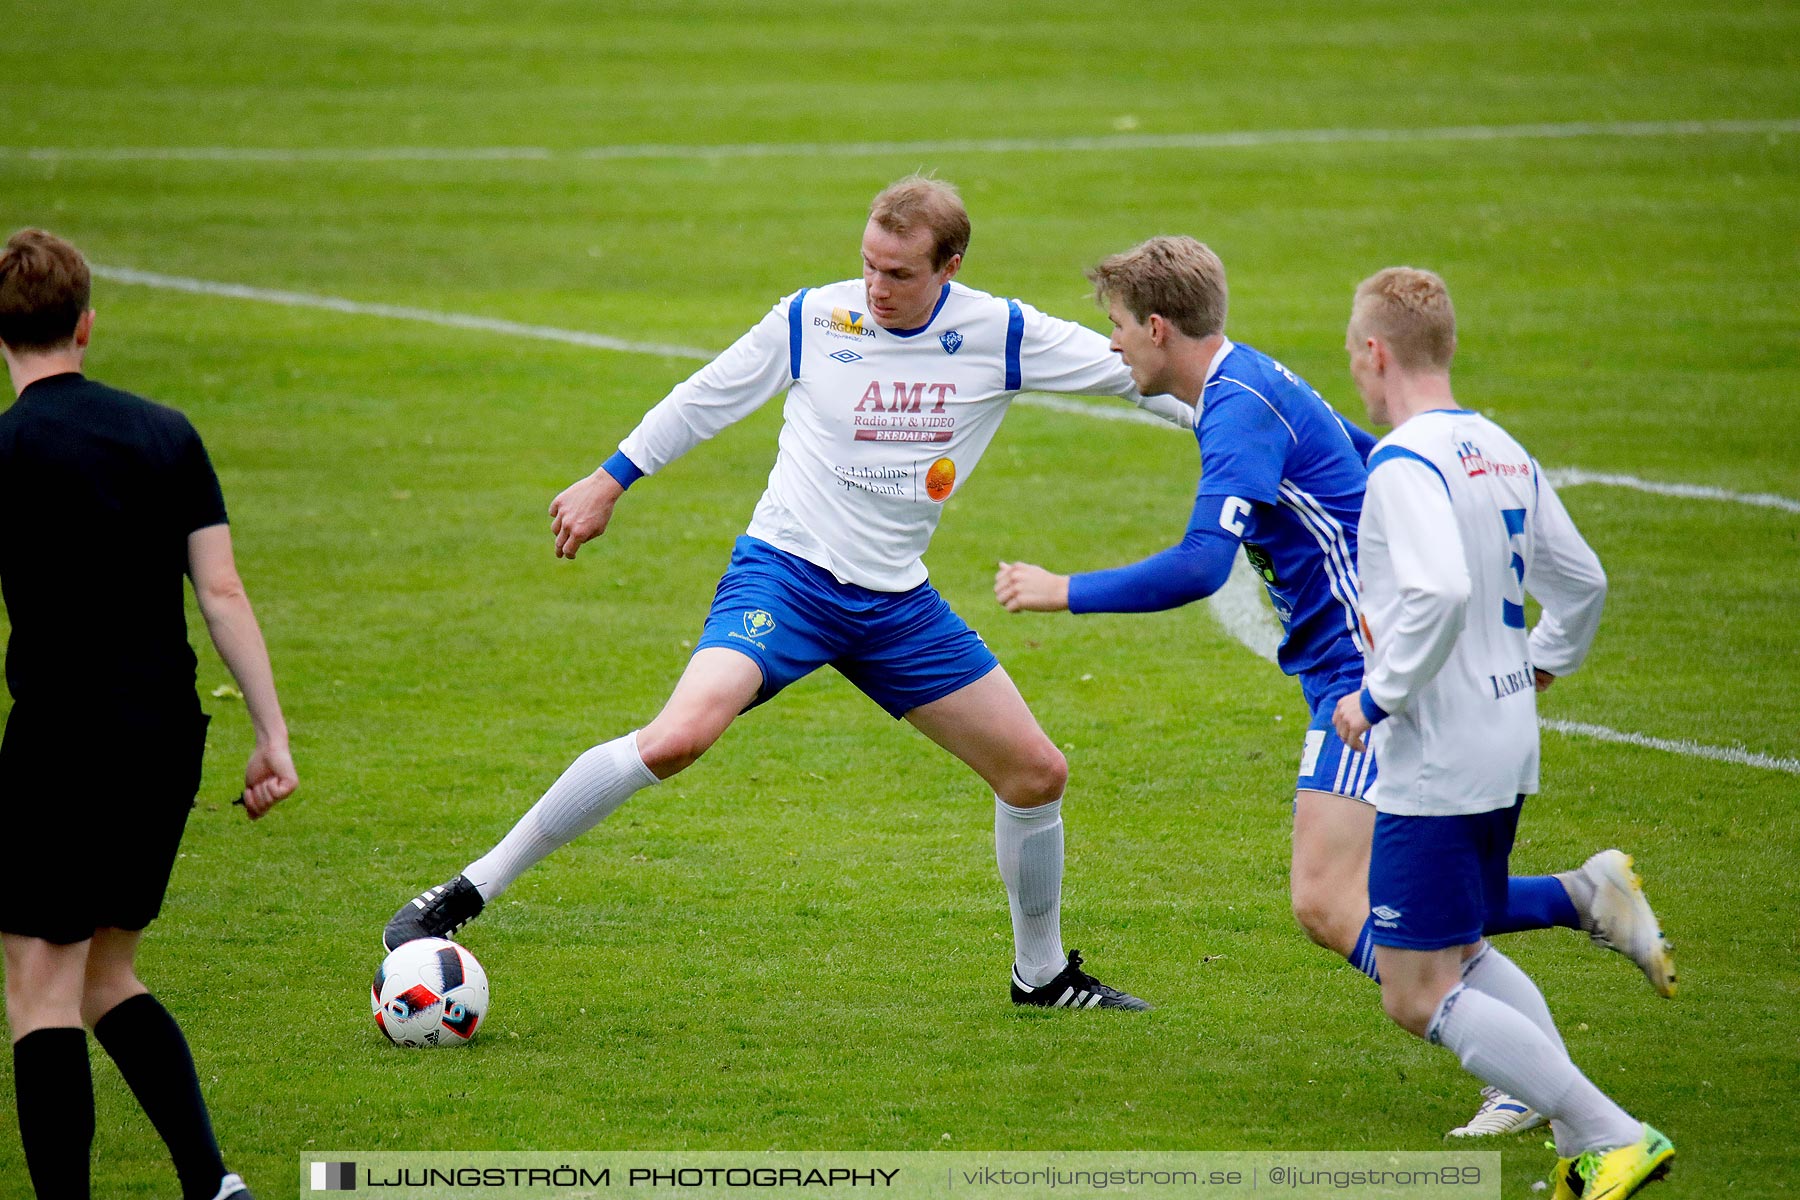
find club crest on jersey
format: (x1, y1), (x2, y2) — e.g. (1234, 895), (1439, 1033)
(742, 610), (777, 639)
(815, 307), (877, 340)
(1457, 439), (1532, 480)
(828, 349), (863, 363)
(939, 329), (963, 355)
(1457, 440), (1489, 477)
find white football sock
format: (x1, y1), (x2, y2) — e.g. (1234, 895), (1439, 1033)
(1462, 942), (1574, 1153)
(1430, 983), (1641, 1155)
(1462, 943), (1565, 1052)
(463, 732), (660, 901)
(1554, 864), (1600, 933)
(995, 795), (1066, 987)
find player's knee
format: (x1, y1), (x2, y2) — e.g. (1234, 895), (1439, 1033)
(1005, 743), (1067, 808)
(80, 978), (143, 1028)
(4, 972), (81, 1034)
(1378, 983), (1435, 1038)
(634, 717), (725, 779)
(1290, 886), (1348, 953)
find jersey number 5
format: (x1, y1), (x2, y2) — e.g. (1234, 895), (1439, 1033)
(1501, 507), (1528, 629)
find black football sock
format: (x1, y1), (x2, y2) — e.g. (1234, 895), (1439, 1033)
(94, 993), (227, 1200)
(13, 1026), (94, 1200)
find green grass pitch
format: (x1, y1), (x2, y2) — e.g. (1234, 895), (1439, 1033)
(1, 1), (1796, 1195)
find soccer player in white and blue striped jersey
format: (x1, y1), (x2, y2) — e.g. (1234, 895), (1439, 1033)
(1332, 268), (1673, 1198)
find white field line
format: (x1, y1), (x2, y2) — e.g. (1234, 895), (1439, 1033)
(91, 267), (714, 359)
(1541, 720), (1800, 776)
(93, 263), (1798, 775)
(11, 118), (1800, 165)
(1207, 562), (1800, 775)
(1545, 467), (1800, 515)
(89, 267), (1177, 425)
(1212, 558), (1284, 665)
(1013, 393), (1172, 426)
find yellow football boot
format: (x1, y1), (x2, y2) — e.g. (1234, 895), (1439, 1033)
(1546, 1154), (1579, 1200)
(1567, 1125), (1675, 1198)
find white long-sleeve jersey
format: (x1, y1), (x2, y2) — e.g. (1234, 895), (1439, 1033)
(616, 279), (1193, 591)
(1358, 408), (1606, 816)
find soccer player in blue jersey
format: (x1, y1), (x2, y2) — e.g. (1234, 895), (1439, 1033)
(1332, 267), (1672, 1197)
(996, 237), (1674, 1135)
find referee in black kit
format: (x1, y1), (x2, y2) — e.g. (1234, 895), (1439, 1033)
(0, 229), (298, 1200)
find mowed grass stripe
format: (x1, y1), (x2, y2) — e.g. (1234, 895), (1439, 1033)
(10, 117), (1799, 163)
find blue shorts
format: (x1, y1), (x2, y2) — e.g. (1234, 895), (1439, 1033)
(1368, 801), (1522, 950)
(1296, 662), (1376, 802)
(696, 537), (1000, 719)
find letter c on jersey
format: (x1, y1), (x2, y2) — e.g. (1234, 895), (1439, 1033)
(1219, 496), (1253, 537)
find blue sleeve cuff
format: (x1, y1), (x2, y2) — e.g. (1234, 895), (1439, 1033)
(1359, 687), (1390, 726)
(1067, 573), (1098, 615)
(600, 450), (644, 490)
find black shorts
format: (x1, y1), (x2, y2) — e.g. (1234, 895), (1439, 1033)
(0, 701), (210, 944)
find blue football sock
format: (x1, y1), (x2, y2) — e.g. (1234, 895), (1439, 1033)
(1485, 875), (1580, 935)
(1348, 916), (1381, 981)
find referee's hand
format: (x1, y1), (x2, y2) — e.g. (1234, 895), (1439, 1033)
(241, 743), (298, 819)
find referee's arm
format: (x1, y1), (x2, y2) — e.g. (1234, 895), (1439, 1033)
(189, 524), (298, 818)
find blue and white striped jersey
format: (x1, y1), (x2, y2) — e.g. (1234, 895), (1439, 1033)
(1193, 340), (1374, 681)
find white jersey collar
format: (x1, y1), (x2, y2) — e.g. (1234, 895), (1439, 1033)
(1204, 336), (1235, 384)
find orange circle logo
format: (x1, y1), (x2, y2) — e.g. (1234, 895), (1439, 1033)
(926, 457), (956, 502)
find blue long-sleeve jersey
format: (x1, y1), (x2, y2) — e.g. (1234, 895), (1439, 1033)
(1069, 339), (1373, 681)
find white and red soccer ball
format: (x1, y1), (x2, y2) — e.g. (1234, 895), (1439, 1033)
(371, 938), (490, 1047)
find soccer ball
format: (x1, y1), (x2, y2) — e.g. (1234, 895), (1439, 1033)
(371, 938), (490, 1047)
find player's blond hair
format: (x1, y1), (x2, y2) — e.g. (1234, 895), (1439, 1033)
(1087, 236), (1227, 339)
(869, 175), (971, 270)
(0, 229), (90, 352)
(1350, 267), (1456, 371)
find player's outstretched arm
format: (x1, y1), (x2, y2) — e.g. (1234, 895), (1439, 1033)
(1129, 390), (1197, 429)
(1014, 304), (1195, 429)
(188, 523), (298, 819)
(559, 294), (796, 561)
(995, 562), (1070, 612)
(550, 466), (626, 559)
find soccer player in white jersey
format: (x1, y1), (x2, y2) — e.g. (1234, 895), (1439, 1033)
(382, 176), (1198, 1010)
(1332, 268), (1674, 1198)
